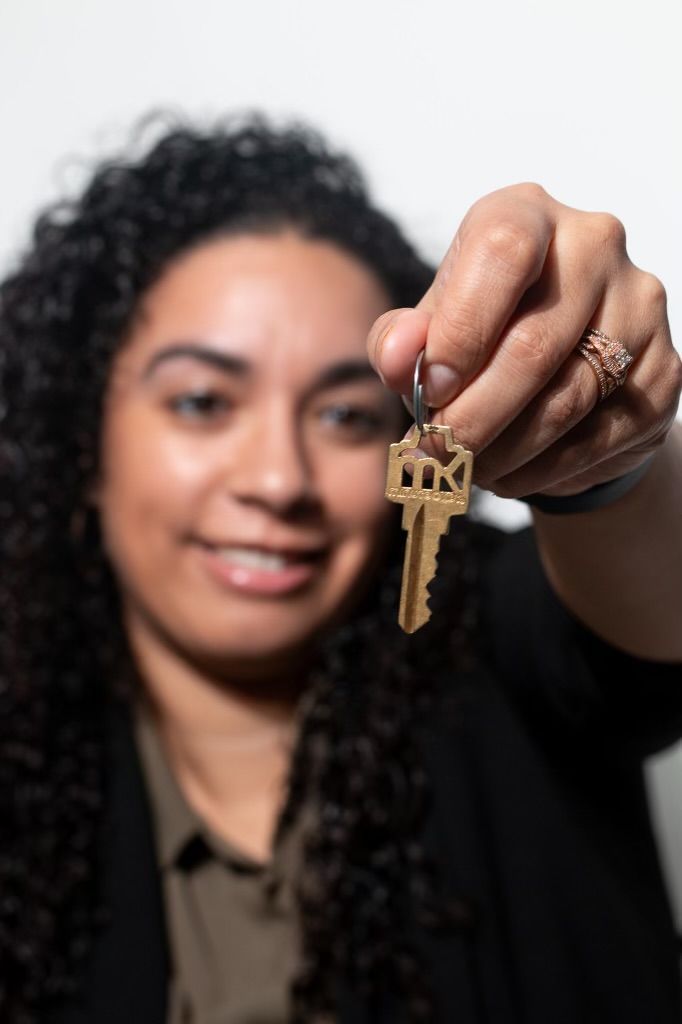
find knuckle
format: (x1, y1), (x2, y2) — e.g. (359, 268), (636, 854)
(638, 271), (668, 312)
(591, 211), (627, 252)
(542, 381), (587, 436)
(474, 182), (549, 210)
(431, 304), (488, 371)
(641, 347), (682, 422)
(510, 181), (549, 203)
(672, 351), (682, 393)
(663, 351), (682, 407)
(505, 321), (555, 379)
(477, 220), (541, 277)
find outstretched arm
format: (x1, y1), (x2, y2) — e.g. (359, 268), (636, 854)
(368, 184), (682, 660)
(530, 419), (682, 661)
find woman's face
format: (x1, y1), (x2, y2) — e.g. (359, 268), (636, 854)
(96, 231), (403, 673)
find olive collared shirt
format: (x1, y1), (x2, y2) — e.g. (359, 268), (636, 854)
(134, 702), (304, 1024)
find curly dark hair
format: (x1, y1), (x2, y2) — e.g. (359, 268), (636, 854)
(0, 114), (483, 1022)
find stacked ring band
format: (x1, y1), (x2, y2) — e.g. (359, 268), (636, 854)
(520, 326), (641, 512)
(577, 327), (634, 401)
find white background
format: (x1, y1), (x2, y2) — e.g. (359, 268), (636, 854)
(1, 0), (681, 919)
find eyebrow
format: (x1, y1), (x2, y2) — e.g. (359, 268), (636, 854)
(142, 344), (379, 391)
(313, 359), (379, 390)
(142, 344), (250, 380)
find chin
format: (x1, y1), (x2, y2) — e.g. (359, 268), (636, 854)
(179, 603), (334, 671)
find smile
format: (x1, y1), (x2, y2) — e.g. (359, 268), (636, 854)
(216, 546), (302, 571)
(196, 542), (327, 597)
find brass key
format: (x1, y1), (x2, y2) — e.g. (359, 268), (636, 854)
(385, 423), (473, 632)
(384, 350), (473, 633)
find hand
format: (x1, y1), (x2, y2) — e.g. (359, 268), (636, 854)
(367, 183), (682, 498)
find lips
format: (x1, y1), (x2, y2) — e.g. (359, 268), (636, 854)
(195, 540), (327, 597)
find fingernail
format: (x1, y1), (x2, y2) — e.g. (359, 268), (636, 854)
(424, 363), (461, 407)
(377, 321), (394, 348)
(374, 322), (395, 383)
(372, 321), (393, 366)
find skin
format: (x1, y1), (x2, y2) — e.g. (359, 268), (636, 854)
(95, 231), (402, 860)
(368, 184), (682, 661)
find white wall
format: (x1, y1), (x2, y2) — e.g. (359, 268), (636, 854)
(1, 0), (681, 919)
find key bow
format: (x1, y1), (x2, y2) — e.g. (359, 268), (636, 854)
(386, 424), (473, 509)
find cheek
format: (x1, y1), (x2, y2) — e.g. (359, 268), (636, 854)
(97, 410), (206, 566)
(316, 448), (397, 616)
(320, 446), (392, 536)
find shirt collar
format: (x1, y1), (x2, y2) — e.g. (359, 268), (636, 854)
(134, 698), (202, 870)
(132, 696), (307, 878)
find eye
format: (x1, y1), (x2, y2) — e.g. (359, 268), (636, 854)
(166, 390), (231, 421)
(319, 403), (383, 438)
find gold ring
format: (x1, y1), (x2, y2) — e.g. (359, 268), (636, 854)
(576, 327), (634, 401)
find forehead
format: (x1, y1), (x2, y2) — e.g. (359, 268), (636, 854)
(124, 231), (392, 378)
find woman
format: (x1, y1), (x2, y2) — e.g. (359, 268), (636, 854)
(0, 117), (680, 1024)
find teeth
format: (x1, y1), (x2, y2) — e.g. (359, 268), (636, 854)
(216, 546), (291, 571)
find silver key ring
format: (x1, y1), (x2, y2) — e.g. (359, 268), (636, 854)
(413, 349), (431, 433)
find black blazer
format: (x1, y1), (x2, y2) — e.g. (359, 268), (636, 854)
(51, 705), (374, 1024)
(53, 705), (170, 1024)
(53, 533), (682, 1023)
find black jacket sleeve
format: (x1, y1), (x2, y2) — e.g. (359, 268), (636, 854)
(480, 525), (682, 757)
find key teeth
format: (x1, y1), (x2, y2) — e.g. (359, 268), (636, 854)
(412, 547), (440, 633)
(425, 545), (441, 601)
(398, 503), (453, 635)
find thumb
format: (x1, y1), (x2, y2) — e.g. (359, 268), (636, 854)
(367, 236), (461, 399)
(367, 306), (432, 396)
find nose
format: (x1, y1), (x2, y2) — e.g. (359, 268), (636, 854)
(226, 405), (316, 517)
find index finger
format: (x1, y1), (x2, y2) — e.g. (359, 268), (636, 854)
(420, 186), (555, 408)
